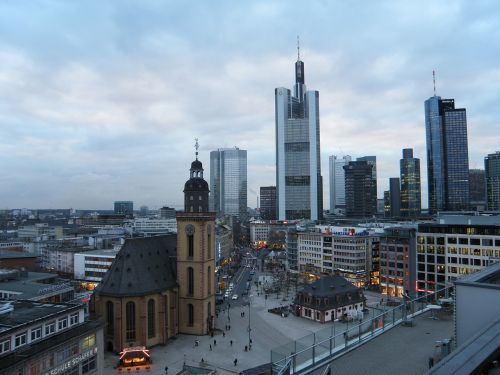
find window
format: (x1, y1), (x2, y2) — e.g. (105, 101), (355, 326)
(126, 302), (136, 341)
(188, 304), (194, 326)
(45, 321), (56, 335)
(188, 267), (194, 295)
(58, 317), (68, 330)
(31, 326), (42, 341)
(106, 301), (114, 335)
(82, 356), (97, 374)
(0, 339), (10, 354)
(207, 266), (211, 295)
(70, 313), (79, 325)
(207, 233), (211, 259)
(15, 332), (27, 348)
(148, 299), (155, 338)
(81, 334), (96, 350)
(188, 235), (194, 257)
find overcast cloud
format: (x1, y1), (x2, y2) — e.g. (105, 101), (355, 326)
(0, 0), (499, 210)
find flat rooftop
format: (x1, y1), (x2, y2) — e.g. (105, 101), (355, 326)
(75, 248), (119, 256)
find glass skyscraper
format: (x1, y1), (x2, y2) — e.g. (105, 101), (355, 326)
(485, 151), (500, 211)
(425, 96), (469, 213)
(260, 186), (276, 220)
(344, 161), (375, 218)
(400, 148), (421, 217)
(357, 156), (377, 214)
(275, 53), (322, 220)
(209, 147), (247, 219)
(329, 155), (351, 212)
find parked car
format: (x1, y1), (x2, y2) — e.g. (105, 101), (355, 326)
(231, 294), (238, 300)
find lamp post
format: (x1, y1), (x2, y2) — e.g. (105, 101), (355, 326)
(247, 297), (252, 349)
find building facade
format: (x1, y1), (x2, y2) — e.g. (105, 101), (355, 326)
(344, 161), (375, 218)
(329, 155), (352, 212)
(357, 156), (377, 214)
(74, 249), (119, 284)
(275, 53), (323, 221)
(400, 148), (421, 217)
(114, 201), (134, 217)
(485, 151), (500, 211)
(260, 186), (277, 220)
(209, 147), (247, 219)
(469, 169), (486, 211)
(389, 177), (401, 217)
(425, 96), (469, 213)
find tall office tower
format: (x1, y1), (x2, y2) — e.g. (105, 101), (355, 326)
(425, 95), (469, 213)
(485, 151), (500, 210)
(260, 186), (277, 220)
(469, 169), (486, 210)
(400, 148), (421, 217)
(344, 161), (375, 218)
(389, 177), (401, 217)
(329, 155), (352, 212)
(383, 190), (391, 217)
(275, 46), (323, 220)
(114, 201), (133, 217)
(209, 147), (247, 219)
(357, 156), (377, 214)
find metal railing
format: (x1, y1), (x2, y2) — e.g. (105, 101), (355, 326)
(271, 286), (454, 375)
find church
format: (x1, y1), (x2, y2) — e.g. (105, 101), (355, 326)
(91, 151), (216, 352)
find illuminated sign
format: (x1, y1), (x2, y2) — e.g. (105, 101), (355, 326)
(44, 347), (98, 375)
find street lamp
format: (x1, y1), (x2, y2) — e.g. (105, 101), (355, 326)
(247, 297), (252, 349)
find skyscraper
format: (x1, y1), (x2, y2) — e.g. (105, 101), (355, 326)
(400, 148), (421, 217)
(389, 177), (401, 217)
(260, 186), (276, 220)
(329, 155), (352, 212)
(209, 147), (247, 219)
(357, 156), (377, 214)
(485, 151), (500, 211)
(114, 201), (133, 217)
(275, 46), (322, 220)
(344, 161), (375, 218)
(469, 169), (486, 210)
(425, 95), (469, 213)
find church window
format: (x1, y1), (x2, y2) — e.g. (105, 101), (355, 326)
(126, 302), (136, 341)
(106, 301), (114, 335)
(199, 206), (202, 212)
(207, 233), (211, 258)
(188, 304), (194, 326)
(147, 299), (155, 338)
(190, 195), (193, 201)
(207, 266), (211, 295)
(199, 195), (202, 200)
(188, 235), (194, 258)
(188, 267), (194, 295)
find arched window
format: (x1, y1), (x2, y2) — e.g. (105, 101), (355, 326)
(125, 302), (136, 341)
(207, 232), (211, 259)
(106, 301), (114, 335)
(188, 235), (194, 258)
(207, 266), (211, 295)
(147, 299), (155, 338)
(188, 267), (194, 295)
(188, 304), (194, 326)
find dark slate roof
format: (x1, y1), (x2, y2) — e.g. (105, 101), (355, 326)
(184, 177), (209, 192)
(294, 275), (365, 311)
(95, 235), (178, 297)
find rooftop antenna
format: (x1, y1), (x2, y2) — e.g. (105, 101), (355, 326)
(194, 138), (199, 160)
(297, 35), (300, 60)
(433, 70), (436, 96)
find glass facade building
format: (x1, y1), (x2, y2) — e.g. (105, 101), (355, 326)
(329, 155), (351, 212)
(260, 186), (276, 220)
(114, 201), (133, 217)
(209, 147), (247, 219)
(400, 148), (421, 217)
(389, 177), (401, 217)
(425, 96), (469, 213)
(357, 156), (377, 214)
(485, 151), (500, 211)
(344, 161), (375, 218)
(275, 56), (322, 220)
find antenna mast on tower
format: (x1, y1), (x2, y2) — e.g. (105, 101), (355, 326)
(297, 35), (300, 60)
(433, 70), (436, 96)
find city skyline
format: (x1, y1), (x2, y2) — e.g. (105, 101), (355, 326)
(1, 1), (499, 210)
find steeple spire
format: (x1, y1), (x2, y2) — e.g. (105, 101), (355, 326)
(195, 138), (199, 160)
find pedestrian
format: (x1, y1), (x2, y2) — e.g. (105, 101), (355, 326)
(201, 358), (204, 364)
(245, 345), (248, 351)
(210, 344), (212, 351)
(223, 331), (225, 338)
(229, 325), (231, 330)
(230, 340), (233, 346)
(234, 358), (238, 366)
(164, 366), (168, 374)
(214, 339), (217, 346)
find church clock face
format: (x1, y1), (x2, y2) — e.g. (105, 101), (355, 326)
(185, 224), (195, 236)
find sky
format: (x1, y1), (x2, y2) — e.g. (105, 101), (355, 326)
(0, 0), (499, 210)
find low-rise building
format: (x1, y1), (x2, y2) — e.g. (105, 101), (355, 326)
(74, 249), (119, 287)
(293, 275), (366, 323)
(0, 300), (103, 375)
(0, 252), (39, 271)
(124, 218), (177, 236)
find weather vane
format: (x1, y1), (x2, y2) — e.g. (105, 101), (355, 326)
(195, 138), (199, 160)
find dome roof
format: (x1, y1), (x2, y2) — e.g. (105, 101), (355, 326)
(191, 159), (203, 170)
(184, 177), (209, 192)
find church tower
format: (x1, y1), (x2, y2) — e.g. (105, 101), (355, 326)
(177, 140), (216, 335)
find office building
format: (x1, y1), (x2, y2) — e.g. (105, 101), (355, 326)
(485, 151), (500, 210)
(74, 249), (119, 285)
(260, 186), (277, 220)
(389, 177), (401, 217)
(275, 48), (323, 221)
(329, 155), (352, 212)
(400, 148), (421, 217)
(344, 161), (375, 218)
(114, 201), (133, 217)
(416, 215), (500, 294)
(357, 156), (377, 214)
(469, 169), (486, 211)
(425, 96), (469, 212)
(159, 206), (176, 219)
(383, 190), (391, 217)
(0, 300), (103, 375)
(210, 147), (247, 219)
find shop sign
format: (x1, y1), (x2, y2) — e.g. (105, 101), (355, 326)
(44, 347), (98, 375)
